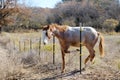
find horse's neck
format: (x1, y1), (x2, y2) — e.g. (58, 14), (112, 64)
(54, 25), (68, 32)
(53, 29), (64, 40)
(53, 25), (68, 40)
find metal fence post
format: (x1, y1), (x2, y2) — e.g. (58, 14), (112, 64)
(80, 23), (82, 74)
(53, 36), (55, 64)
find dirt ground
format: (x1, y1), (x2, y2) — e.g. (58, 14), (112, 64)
(0, 33), (120, 80)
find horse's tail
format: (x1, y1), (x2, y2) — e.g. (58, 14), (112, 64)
(98, 32), (104, 57)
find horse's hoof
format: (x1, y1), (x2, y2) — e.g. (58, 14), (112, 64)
(76, 49), (80, 51)
(61, 70), (64, 73)
(82, 68), (86, 71)
(64, 50), (70, 53)
(92, 60), (95, 64)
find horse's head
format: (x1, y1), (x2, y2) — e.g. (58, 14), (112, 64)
(42, 24), (57, 45)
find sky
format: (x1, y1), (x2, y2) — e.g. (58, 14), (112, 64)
(19, 0), (120, 8)
(22, 0), (62, 8)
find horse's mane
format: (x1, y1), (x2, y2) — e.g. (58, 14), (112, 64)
(50, 23), (68, 32)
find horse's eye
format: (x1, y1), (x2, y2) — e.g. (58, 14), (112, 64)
(50, 29), (52, 31)
(45, 31), (48, 36)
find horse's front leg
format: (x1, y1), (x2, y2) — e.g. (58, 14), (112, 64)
(61, 49), (65, 73)
(64, 43), (70, 53)
(64, 50), (70, 53)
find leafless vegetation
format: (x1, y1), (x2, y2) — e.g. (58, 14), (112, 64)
(0, 0), (120, 32)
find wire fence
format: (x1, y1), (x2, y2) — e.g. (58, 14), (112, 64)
(7, 35), (85, 73)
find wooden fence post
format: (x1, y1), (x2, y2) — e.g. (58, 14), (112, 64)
(30, 39), (32, 50)
(13, 40), (15, 50)
(39, 37), (41, 56)
(24, 40), (26, 51)
(19, 40), (21, 52)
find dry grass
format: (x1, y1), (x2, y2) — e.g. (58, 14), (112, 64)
(118, 63), (120, 70)
(0, 32), (120, 79)
(0, 46), (23, 79)
(0, 32), (42, 79)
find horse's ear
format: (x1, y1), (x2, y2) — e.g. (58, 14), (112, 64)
(54, 23), (59, 27)
(43, 25), (49, 30)
(51, 23), (58, 27)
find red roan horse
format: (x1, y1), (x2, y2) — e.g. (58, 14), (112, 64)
(42, 23), (104, 73)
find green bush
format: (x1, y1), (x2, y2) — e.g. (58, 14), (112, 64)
(43, 45), (53, 52)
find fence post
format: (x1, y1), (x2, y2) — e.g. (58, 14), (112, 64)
(24, 40), (26, 51)
(30, 39), (32, 50)
(53, 36), (55, 64)
(39, 37), (41, 56)
(13, 40), (15, 50)
(19, 40), (21, 52)
(80, 23), (82, 74)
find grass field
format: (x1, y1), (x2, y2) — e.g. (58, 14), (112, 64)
(0, 32), (120, 80)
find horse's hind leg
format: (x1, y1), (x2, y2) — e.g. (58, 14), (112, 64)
(84, 55), (90, 64)
(89, 37), (98, 62)
(90, 49), (95, 63)
(84, 55), (90, 69)
(84, 49), (95, 69)
(86, 45), (95, 63)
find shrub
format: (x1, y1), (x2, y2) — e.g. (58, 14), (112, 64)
(103, 19), (119, 32)
(115, 22), (120, 32)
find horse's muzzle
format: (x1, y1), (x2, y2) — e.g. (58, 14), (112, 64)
(43, 42), (47, 45)
(43, 40), (48, 45)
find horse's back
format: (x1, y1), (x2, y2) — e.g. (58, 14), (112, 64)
(68, 26), (98, 38)
(64, 26), (98, 47)
(82, 27), (98, 45)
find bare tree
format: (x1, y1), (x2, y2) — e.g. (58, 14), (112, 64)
(0, 0), (18, 32)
